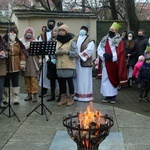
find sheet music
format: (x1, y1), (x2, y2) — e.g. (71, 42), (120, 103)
(29, 41), (57, 56)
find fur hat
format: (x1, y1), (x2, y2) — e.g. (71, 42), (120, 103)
(58, 24), (69, 33)
(138, 55), (145, 61)
(80, 25), (89, 32)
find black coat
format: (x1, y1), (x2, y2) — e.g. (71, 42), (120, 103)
(125, 40), (137, 66)
(137, 62), (150, 82)
(135, 36), (148, 56)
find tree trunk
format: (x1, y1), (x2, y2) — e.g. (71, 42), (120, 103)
(109, 0), (118, 20)
(52, 0), (63, 11)
(82, 0), (86, 12)
(123, 0), (139, 36)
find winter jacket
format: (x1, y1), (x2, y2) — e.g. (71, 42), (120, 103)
(132, 61), (143, 78)
(135, 36), (148, 56)
(0, 36), (7, 76)
(8, 42), (26, 73)
(125, 40), (137, 66)
(137, 61), (150, 82)
(55, 40), (76, 70)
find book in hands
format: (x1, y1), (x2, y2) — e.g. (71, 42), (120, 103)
(79, 52), (88, 62)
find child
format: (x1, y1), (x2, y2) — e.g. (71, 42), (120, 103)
(132, 55), (144, 81)
(137, 57), (150, 102)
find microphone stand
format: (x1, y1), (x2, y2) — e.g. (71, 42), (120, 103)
(0, 17), (20, 122)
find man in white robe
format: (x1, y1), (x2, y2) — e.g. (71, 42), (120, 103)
(38, 19), (56, 97)
(97, 22), (127, 104)
(74, 25), (95, 102)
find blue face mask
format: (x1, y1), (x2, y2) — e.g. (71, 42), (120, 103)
(79, 29), (86, 36)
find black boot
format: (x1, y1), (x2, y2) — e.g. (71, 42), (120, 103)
(47, 93), (55, 101)
(56, 94), (61, 102)
(38, 87), (48, 98)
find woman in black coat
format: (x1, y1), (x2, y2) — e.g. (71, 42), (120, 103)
(125, 31), (137, 87)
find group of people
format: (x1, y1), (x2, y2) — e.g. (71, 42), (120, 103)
(0, 18), (96, 108)
(0, 20), (150, 108)
(40, 20), (95, 106)
(97, 22), (150, 103)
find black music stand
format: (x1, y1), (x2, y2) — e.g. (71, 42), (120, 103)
(0, 19), (20, 122)
(26, 41), (56, 121)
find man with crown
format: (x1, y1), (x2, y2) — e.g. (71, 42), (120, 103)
(97, 22), (127, 104)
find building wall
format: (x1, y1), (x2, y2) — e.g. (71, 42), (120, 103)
(11, 10), (97, 58)
(12, 16), (96, 41)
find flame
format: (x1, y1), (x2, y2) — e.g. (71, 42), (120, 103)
(78, 102), (103, 148)
(78, 102), (102, 131)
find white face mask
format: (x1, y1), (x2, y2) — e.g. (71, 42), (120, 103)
(79, 29), (86, 36)
(128, 37), (132, 41)
(9, 33), (16, 42)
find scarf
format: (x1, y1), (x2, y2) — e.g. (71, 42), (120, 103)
(125, 40), (135, 49)
(57, 34), (72, 44)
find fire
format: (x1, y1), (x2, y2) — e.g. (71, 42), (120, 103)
(77, 102), (103, 148)
(78, 102), (102, 130)
(63, 101), (114, 150)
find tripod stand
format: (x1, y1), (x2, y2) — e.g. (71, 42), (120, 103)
(27, 41), (56, 121)
(0, 18), (20, 122)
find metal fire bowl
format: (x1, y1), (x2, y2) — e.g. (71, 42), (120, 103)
(63, 114), (114, 150)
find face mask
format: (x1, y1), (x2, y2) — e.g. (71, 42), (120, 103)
(108, 31), (116, 38)
(138, 35), (143, 38)
(9, 33), (16, 42)
(48, 25), (54, 30)
(26, 33), (33, 39)
(128, 37), (132, 41)
(79, 29), (86, 36)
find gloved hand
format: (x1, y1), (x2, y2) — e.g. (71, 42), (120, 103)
(103, 53), (112, 61)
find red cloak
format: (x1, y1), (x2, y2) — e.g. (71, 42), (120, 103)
(105, 40), (127, 88)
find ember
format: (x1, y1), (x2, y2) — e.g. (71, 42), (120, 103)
(63, 102), (114, 150)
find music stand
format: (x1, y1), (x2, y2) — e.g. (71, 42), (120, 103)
(26, 41), (56, 121)
(0, 18), (20, 122)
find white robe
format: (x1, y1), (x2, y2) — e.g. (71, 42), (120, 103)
(97, 38), (118, 96)
(38, 31), (52, 89)
(74, 35), (95, 102)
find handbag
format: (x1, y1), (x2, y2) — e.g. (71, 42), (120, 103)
(46, 60), (57, 79)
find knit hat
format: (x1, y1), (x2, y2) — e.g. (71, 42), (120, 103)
(58, 24), (69, 33)
(47, 19), (56, 26)
(138, 55), (145, 61)
(80, 25), (89, 32)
